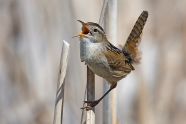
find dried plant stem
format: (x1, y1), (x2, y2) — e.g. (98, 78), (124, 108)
(86, 67), (95, 124)
(109, 1), (118, 123)
(99, 0), (109, 25)
(103, 0), (118, 124)
(53, 40), (70, 124)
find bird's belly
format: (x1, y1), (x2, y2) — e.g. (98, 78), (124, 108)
(86, 54), (119, 83)
(87, 61), (125, 84)
(86, 53), (128, 83)
(85, 49), (109, 77)
(87, 60), (110, 78)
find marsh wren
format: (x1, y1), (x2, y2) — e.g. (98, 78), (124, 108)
(76, 11), (148, 109)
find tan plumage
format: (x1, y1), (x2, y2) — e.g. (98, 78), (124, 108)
(77, 11), (148, 109)
(104, 42), (134, 78)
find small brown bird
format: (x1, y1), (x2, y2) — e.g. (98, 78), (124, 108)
(77, 11), (148, 109)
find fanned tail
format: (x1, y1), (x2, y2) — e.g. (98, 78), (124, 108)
(123, 11), (148, 64)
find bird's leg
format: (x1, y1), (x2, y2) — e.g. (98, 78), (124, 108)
(81, 83), (117, 110)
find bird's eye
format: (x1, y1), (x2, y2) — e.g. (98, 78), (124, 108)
(93, 29), (98, 32)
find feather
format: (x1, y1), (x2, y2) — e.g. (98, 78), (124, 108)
(123, 11), (148, 63)
(104, 43), (134, 77)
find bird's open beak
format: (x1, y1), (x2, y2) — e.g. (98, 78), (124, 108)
(72, 20), (90, 38)
(72, 32), (88, 38)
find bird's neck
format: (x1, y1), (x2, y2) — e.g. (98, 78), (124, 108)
(80, 39), (106, 62)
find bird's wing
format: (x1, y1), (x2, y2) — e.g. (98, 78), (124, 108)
(123, 11), (148, 64)
(104, 43), (133, 77)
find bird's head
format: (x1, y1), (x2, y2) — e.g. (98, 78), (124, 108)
(76, 20), (107, 43)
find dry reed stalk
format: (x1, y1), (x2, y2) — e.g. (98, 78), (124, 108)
(53, 40), (70, 124)
(103, 0), (118, 123)
(86, 67), (95, 124)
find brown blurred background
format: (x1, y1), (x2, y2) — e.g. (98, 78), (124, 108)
(1, 0), (186, 124)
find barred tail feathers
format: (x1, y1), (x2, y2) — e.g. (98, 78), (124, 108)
(123, 11), (148, 63)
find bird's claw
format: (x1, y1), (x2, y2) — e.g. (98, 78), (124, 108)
(81, 105), (93, 111)
(81, 100), (100, 110)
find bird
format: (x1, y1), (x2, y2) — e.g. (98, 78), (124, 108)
(76, 11), (148, 109)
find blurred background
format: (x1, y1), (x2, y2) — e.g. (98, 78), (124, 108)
(1, 0), (186, 124)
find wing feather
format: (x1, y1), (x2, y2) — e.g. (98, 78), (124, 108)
(104, 43), (133, 77)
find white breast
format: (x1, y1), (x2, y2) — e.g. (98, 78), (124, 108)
(80, 38), (110, 78)
(80, 38), (105, 62)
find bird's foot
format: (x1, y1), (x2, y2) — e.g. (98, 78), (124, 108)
(81, 100), (100, 110)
